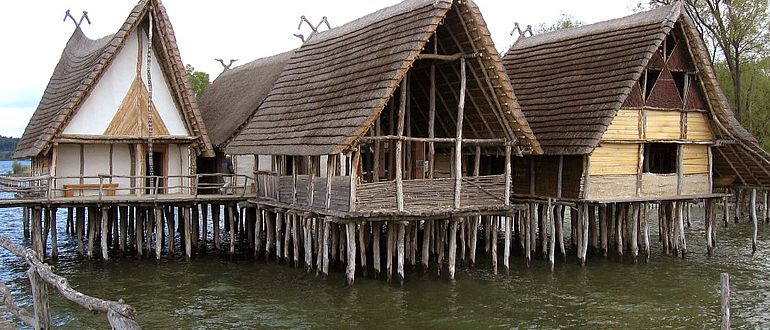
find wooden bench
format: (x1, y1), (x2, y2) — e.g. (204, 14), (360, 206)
(62, 183), (119, 197)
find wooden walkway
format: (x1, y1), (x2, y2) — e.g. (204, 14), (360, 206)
(0, 193), (256, 208)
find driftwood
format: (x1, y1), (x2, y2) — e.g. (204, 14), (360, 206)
(0, 236), (140, 329)
(0, 282), (34, 326)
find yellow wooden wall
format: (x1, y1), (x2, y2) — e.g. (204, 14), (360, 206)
(683, 144), (709, 174)
(603, 109), (640, 140)
(588, 143), (639, 176)
(686, 113), (714, 141)
(645, 110), (681, 140)
(603, 109), (714, 142)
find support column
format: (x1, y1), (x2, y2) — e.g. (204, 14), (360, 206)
(448, 219), (458, 281)
(345, 222), (357, 286)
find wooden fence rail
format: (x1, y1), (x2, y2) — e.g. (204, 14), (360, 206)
(0, 236), (140, 329)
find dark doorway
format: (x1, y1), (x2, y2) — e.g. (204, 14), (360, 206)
(146, 151), (165, 194)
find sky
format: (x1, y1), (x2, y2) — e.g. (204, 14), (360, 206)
(0, 0), (643, 138)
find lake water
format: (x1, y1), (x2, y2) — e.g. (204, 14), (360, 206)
(0, 160), (769, 328)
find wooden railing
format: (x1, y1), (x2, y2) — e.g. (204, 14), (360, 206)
(356, 174), (507, 212)
(0, 236), (140, 329)
(0, 173), (255, 200)
(254, 172), (351, 212)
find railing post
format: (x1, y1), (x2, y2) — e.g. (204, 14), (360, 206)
(98, 176), (103, 202)
(27, 266), (51, 330)
(194, 174), (199, 198)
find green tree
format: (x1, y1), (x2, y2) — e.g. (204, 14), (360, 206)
(536, 14), (583, 33)
(185, 64), (210, 100)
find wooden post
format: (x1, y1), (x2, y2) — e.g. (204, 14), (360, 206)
(469, 217), (478, 267)
(616, 204), (624, 260)
(504, 216), (511, 274)
(524, 205), (532, 267)
(350, 150), (361, 212)
(184, 207), (192, 260)
(387, 223), (394, 282)
(373, 221), (381, 278)
(752, 189), (758, 253)
(101, 207), (109, 261)
(201, 203), (208, 250)
(395, 75), (407, 212)
(27, 266), (51, 330)
(304, 217), (313, 272)
(321, 218), (330, 278)
(228, 205), (235, 255)
(118, 207), (127, 254)
(212, 204), (221, 250)
(89, 207), (98, 259)
(643, 203), (651, 262)
(397, 223), (405, 285)
(345, 222), (357, 286)
(677, 144), (684, 195)
(723, 197), (730, 227)
(631, 203), (639, 263)
(154, 207), (163, 260)
(75, 208), (84, 256)
(49, 208), (58, 259)
(276, 212), (284, 262)
(765, 190), (769, 224)
(581, 203), (589, 266)
(265, 211), (274, 260)
(23, 207), (30, 239)
(165, 207), (175, 257)
(721, 273), (730, 330)
(548, 199), (555, 272)
(706, 199), (714, 256)
(491, 217), (498, 275)
(293, 215), (300, 268)
(556, 204), (565, 258)
(448, 219), (458, 280)
(454, 58), (467, 210)
(678, 201), (687, 258)
(284, 212), (291, 264)
(599, 205), (608, 258)
(421, 220), (430, 273)
(428, 41), (436, 179)
(358, 222), (368, 278)
(32, 207), (43, 260)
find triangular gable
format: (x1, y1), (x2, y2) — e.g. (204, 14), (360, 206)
(14, 0), (213, 159)
(684, 78), (708, 110)
(666, 42), (695, 71)
(104, 76), (170, 136)
(646, 67), (683, 108)
(647, 51), (666, 69)
(622, 83), (644, 108)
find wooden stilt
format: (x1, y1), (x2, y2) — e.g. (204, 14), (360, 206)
(706, 199), (714, 256)
(504, 215), (511, 274)
(23, 207), (30, 239)
(524, 205), (531, 267)
(212, 204), (221, 251)
(228, 205), (236, 255)
(89, 207), (98, 259)
(491, 217), (498, 275)
(373, 221), (381, 278)
(345, 222), (357, 286)
(191, 205), (199, 249)
(293, 215), (300, 267)
(184, 207), (192, 261)
(589, 206), (598, 255)
(469, 217), (478, 267)
(101, 207), (109, 261)
(165, 206), (175, 257)
(581, 203), (589, 266)
(540, 206), (547, 259)
(459, 218), (466, 265)
(320, 218), (329, 278)
(554, 205), (565, 258)
(42, 208), (49, 251)
(144, 209), (153, 256)
(448, 219), (458, 280)
(201, 203), (208, 250)
(304, 217), (313, 272)
(437, 220), (446, 277)
(631, 203), (639, 263)
(118, 207), (127, 255)
(387, 223), (394, 282)
(76, 207), (85, 256)
(599, 205), (608, 258)
(752, 189), (758, 253)
(397, 223), (405, 285)
(421, 220), (430, 273)
(49, 208), (58, 259)
(284, 211), (292, 264)
(276, 211), (284, 262)
(255, 208), (263, 258)
(32, 208), (43, 259)
(155, 207), (163, 260)
(678, 202), (687, 258)
(643, 203), (650, 262)
(616, 204), (624, 260)
(548, 200), (555, 272)
(358, 222), (368, 277)
(723, 197), (730, 227)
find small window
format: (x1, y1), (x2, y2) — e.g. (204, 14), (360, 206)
(672, 72), (687, 101)
(644, 143), (678, 174)
(645, 70), (661, 100)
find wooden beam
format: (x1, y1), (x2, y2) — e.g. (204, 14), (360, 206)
(557, 156), (564, 199)
(395, 75), (408, 212)
(583, 155), (592, 199)
(416, 52), (480, 61)
(454, 58), (467, 209)
(349, 148), (361, 212)
(428, 53), (436, 180)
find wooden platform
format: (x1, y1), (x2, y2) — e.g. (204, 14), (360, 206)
(0, 193), (256, 208)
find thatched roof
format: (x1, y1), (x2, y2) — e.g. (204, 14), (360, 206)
(198, 51), (294, 149)
(503, 3), (770, 186)
(14, 0), (213, 159)
(226, 0), (540, 156)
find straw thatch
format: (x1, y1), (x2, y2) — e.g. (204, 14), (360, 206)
(504, 3), (770, 187)
(226, 0), (540, 156)
(14, 0), (213, 159)
(198, 51), (294, 149)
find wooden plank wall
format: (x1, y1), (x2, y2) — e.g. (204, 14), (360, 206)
(683, 144), (709, 174)
(589, 144), (639, 176)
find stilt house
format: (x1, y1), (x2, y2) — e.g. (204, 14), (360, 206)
(13, 0), (213, 197)
(502, 3), (770, 202)
(226, 0), (541, 219)
(197, 51), (294, 192)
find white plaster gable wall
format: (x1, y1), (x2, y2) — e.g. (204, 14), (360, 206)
(63, 29), (190, 136)
(138, 31), (189, 136)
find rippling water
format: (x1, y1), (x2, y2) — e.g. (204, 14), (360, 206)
(1, 160), (769, 328)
